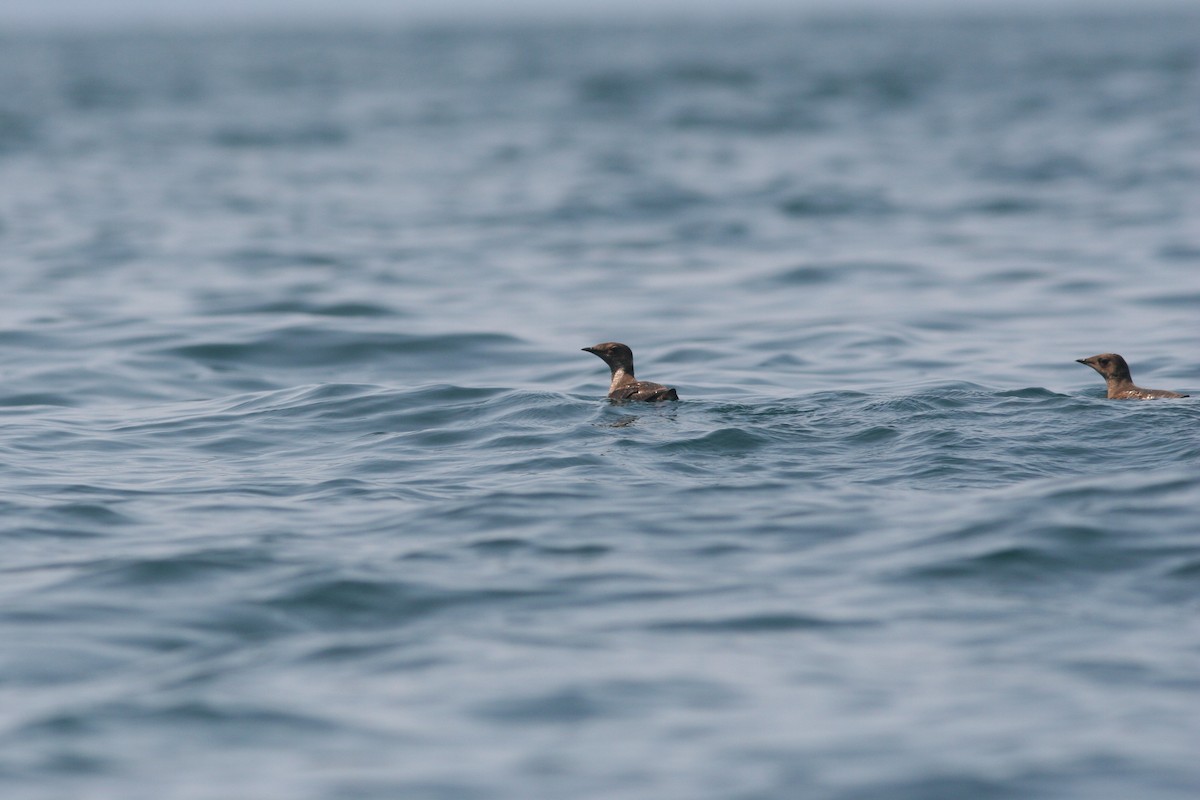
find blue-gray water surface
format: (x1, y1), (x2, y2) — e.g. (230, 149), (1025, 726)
(2, 12), (1200, 800)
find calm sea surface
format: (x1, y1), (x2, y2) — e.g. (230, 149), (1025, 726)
(1, 12), (1199, 799)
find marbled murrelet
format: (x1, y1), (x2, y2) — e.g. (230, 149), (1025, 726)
(583, 342), (679, 402)
(1076, 353), (1188, 399)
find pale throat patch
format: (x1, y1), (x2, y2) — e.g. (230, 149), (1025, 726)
(609, 367), (633, 391)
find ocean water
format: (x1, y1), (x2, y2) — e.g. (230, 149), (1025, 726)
(2, 12), (1200, 800)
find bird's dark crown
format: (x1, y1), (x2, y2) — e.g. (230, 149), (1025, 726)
(1077, 353), (1132, 382)
(583, 342), (636, 374)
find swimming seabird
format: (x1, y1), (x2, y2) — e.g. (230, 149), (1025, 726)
(583, 342), (679, 402)
(1076, 353), (1188, 399)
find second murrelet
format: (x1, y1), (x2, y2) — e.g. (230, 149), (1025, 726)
(583, 342), (678, 402)
(1076, 353), (1189, 400)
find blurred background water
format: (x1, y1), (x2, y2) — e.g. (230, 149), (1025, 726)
(1, 6), (1199, 799)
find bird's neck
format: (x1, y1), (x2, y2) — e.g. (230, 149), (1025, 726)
(608, 366), (635, 392)
(1106, 377), (1136, 398)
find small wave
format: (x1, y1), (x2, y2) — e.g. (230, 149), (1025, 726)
(0, 392), (79, 408)
(0, 108), (37, 154)
(964, 196), (1044, 215)
(646, 612), (871, 633)
(667, 63), (758, 87)
(262, 576), (556, 630)
(62, 548), (265, 590)
(576, 70), (652, 108)
(671, 105), (824, 133)
(206, 299), (400, 318)
(651, 427), (770, 456)
(220, 247), (348, 270)
(751, 260), (928, 288)
(907, 544), (1067, 582)
(473, 678), (737, 725)
(156, 329), (527, 370)
(469, 538), (611, 559)
(1157, 242), (1200, 263)
(778, 187), (895, 218)
(64, 78), (137, 111)
(976, 153), (1095, 184)
(210, 122), (349, 149)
